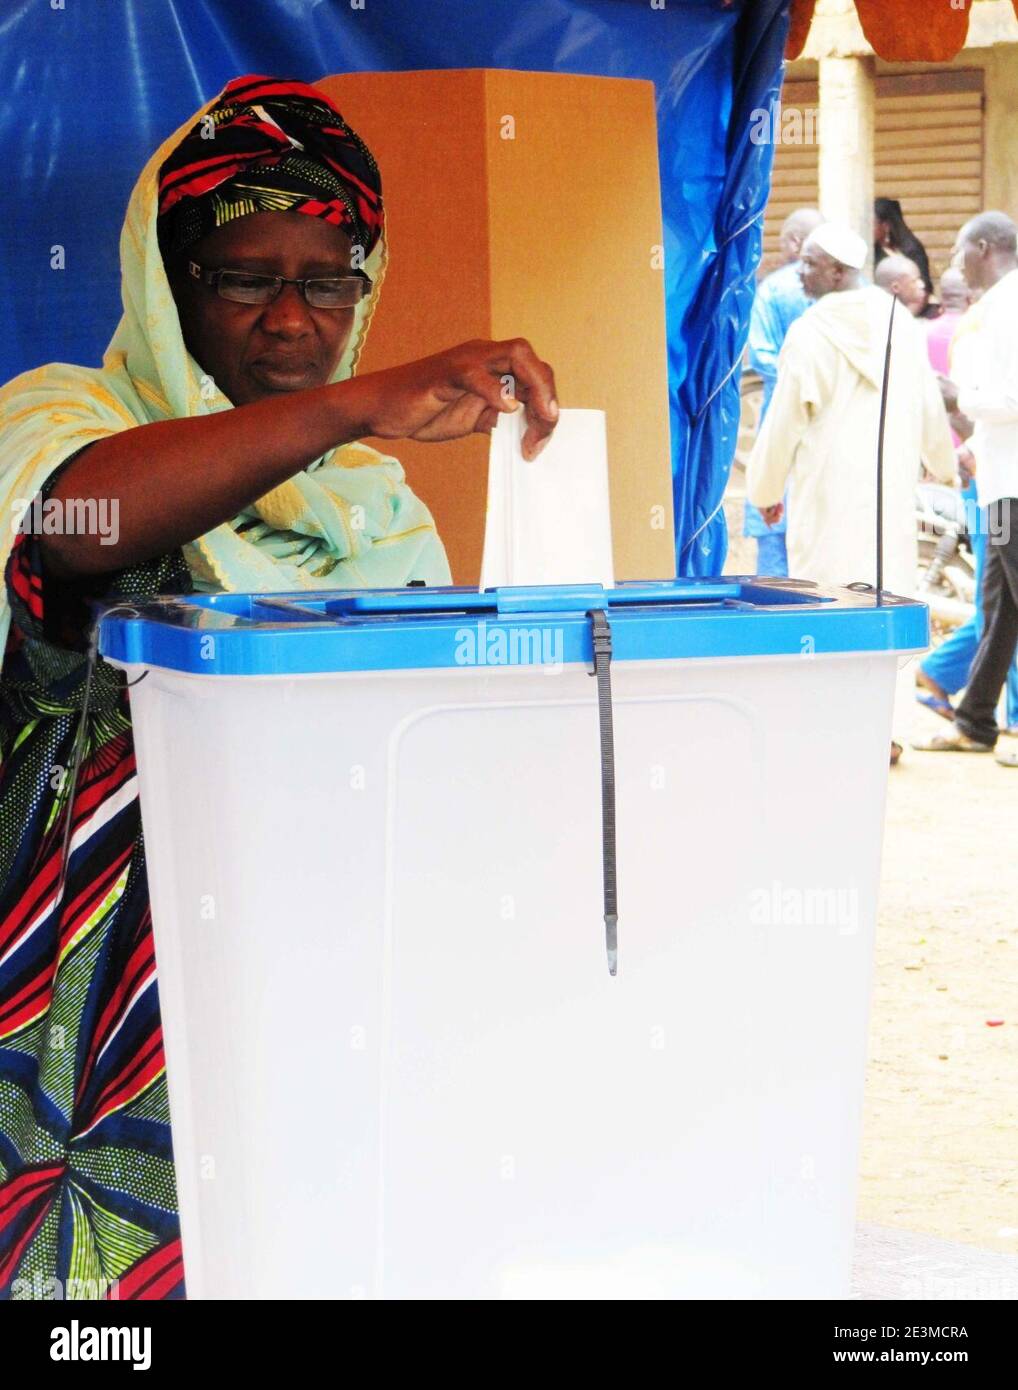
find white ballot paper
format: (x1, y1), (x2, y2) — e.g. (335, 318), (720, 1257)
(480, 406), (615, 590)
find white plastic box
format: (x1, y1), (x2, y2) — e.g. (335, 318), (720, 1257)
(98, 578), (927, 1300)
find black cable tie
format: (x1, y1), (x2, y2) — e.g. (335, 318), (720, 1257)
(586, 608), (618, 976)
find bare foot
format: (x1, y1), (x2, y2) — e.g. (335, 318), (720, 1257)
(916, 669), (949, 702)
(890, 741), (903, 766)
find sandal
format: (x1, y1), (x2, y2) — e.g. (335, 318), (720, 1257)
(912, 731), (994, 753)
(890, 742), (903, 766)
(916, 692), (955, 722)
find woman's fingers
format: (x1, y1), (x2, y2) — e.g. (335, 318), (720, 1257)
(365, 338), (558, 450)
(501, 339), (557, 421)
(503, 339), (558, 460)
(457, 364), (520, 417)
(453, 342), (558, 455)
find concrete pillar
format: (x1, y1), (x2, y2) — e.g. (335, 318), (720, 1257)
(818, 56), (875, 270)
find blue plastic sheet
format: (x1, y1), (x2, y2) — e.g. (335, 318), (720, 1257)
(1, 0), (790, 575)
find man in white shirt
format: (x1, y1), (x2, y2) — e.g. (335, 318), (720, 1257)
(916, 212), (1018, 761)
(747, 222), (955, 760)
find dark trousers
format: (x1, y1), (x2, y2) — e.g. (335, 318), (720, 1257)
(955, 497), (1018, 746)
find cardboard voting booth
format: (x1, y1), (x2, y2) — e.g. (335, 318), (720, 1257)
(316, 69), (675, 585)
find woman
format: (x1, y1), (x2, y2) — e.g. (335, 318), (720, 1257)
(873, 196), (934, 302)
(0, 75), (557, 1300)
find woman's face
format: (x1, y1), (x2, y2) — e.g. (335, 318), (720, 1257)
(169, 211), (359, 406)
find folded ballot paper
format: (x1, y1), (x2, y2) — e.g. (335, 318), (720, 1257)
(479, 406), (615, 590)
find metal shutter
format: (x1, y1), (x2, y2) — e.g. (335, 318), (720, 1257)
(760, 70), (984, 282)
(760, 79), (819, 275)
(874, 70), (984, 284)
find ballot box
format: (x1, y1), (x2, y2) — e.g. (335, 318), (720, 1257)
(98, 578), (925, 1300)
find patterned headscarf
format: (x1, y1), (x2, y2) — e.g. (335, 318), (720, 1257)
(157, 74), (383, 260)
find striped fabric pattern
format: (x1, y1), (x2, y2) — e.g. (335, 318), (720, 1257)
(0, 484), (188, 1300)
(157, 73), (384, 260)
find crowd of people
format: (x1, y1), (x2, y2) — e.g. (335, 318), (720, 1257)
(744, 200), (1018, 769)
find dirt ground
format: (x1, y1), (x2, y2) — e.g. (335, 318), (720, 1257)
(723, 488), (1018, 1255)
(862, 697), (1018, 1253)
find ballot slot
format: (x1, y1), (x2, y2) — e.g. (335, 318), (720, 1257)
(243, 581), (835, 628)
(318, 580), (744, 620)
(94, 581), (841, 635)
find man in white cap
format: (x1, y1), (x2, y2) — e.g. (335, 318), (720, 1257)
(747, 221), (956, 762)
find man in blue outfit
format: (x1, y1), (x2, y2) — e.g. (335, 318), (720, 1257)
(745, 208), (824, 575)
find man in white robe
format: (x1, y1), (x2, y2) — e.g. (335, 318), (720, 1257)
(747, 222), (957, 756)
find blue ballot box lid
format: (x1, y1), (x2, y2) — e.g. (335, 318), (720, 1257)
(95, 578), (929, 677)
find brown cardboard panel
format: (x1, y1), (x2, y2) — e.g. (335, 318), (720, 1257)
(317, 71), (493, 583)
(316, 69), (675, 584)
(483, 69), (674, 580)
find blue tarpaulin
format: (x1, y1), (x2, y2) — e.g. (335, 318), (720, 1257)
(1, 0), (790, 575)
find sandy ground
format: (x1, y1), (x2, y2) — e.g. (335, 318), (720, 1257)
(862, 698), (1018, 1253)
(723, 487), (1018, 1256)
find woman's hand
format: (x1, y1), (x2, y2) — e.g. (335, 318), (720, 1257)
(346, 338), (559, 461)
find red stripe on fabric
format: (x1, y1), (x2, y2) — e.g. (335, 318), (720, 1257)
(0, 1205), (51, 1286)
(0, 1179), (52, 1232)
(159, 147), (264, 192)
(0, 743), (136, 962)
(0, 967), (52, 1033)
(68, 744), (136, 827)
(318, 152), (380, 205)
(7, 541), (34, 606)
(158, 130), (290, 200)
(159, 153), (288, 213)
(159, 149), (253, 182)
(222, 76), (328, 106)
(299, 199), (350, 219)
(0, 1168), (63, 1285)
(85, 933), (154, 1057)
(112, 1238), (183, 1301)
(0, 1164), (63, 1218)
(132, 1256), (185, 1301)
(0, 849), (61, 960)
(85, 1030), (165, 1129)
(6, 536), (45, 621)
(56, 843), (134, 956)
(76, 936), (156, 1102)
(0, 992), (52, 1037)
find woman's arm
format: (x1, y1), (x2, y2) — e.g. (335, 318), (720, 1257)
(42, 338), (557, 577)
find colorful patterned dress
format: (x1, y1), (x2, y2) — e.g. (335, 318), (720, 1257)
(0, 74), (449, 1302)
(0, 461), (187, 1300)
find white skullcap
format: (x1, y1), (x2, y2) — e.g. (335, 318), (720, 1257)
(807, 222), (868, 270)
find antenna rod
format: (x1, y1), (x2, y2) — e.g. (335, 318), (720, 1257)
(875, 292), (898, 605)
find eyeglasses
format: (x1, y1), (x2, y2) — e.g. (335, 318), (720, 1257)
(188, 261), (372, 309)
